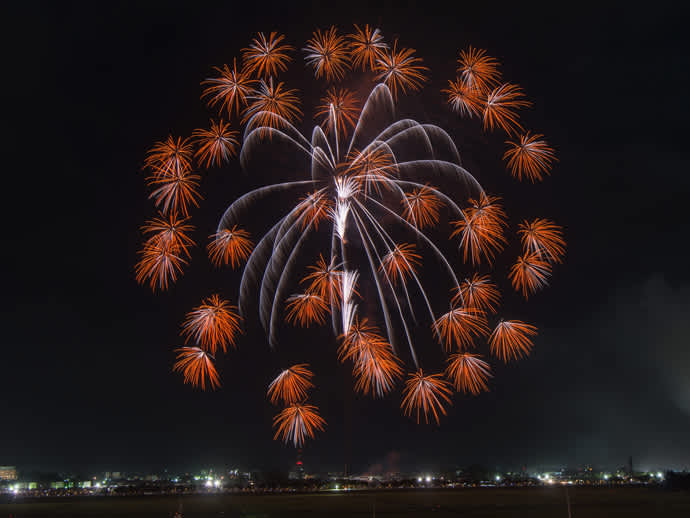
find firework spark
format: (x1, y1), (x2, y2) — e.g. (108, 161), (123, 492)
(303, 26), (350, 81)
(443, 78), (483, 118)
(445, 353), (492, 395)
(135, 241), (187, 291)
(242, 32), (294, 78)
(401, 185), (442, 229)
(285, 293), (329, 327)
(172, 347), (221, 390)
(379, 243), (421, 285)
(315, 87), (360, 138)
(201, 59), (256, 118)
(141, 213), (195, 259)
(483, 83), (531, 135)
(242, 78), (302, 129)
(144, 135), (194, 178)
(457, 47), (501, 94)
(374, 39), (428, 99)
(267, 364), (315, 405)
(508, 252), (552, 298)
(147, 169), (202, 217)
(452, 274), (500, 313)
(349, 24), (387, 71)
(273, 403), (326, 447)
(207, 226), (254, 268)
(518, 218), (566, 264)
(181, 295), (242, 354)
(489, 320), (537, 362)
(401, 370), (453, 425)
(192, 119), (239, 168)
(301, 254), (342, 304)
(504, 132), (557, 182)
(432, 307), (489, 351)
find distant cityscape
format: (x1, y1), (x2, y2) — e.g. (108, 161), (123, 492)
(2, 458), (689, 497)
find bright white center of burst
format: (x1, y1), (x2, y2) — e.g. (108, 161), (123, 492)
(341, 270), (359, 335)
(334, 176), (358, 200)
(332, 201), (350, 242)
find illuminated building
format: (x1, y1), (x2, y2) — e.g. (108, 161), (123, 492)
(0, 466), (17, 480)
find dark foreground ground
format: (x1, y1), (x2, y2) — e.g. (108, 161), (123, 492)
(2, 487), (690, 517)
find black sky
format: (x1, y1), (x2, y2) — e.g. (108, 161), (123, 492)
(3, 2), (690, 474)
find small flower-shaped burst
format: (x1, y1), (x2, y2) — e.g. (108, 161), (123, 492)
(241, 32), (294, 78)
(518, 218), (566, 264)
(483, 83), (531, 135)
(296, 190), (333, 230)
(432, 306), (489, 351)
(508, 252), (552, 299)
(172, 347), (221, 390)
(347, 146), (398, 198)
(144, 135), (194, 179)
(503, 133), (558, 182)
(338, 318), (402, 398)
(445, 353), (492, 395)
(285, 293), (329, 327)
(489, 320), (537, 362)
(242, 78), (302, 129)
(442, 78), (483, 118)
(135, 241), (187, 291)
(451, 274), (500, 313)
(181, 295), (242, 354)
(141, 213), (196, 259)
(301, 255), (342, 305)
(315, 87), (360, 138)
(374, 39), (428, 99)
(303, 26), (351, 82)
(401, 370), (453, 425)
(207, 226), (254, 268)
(401, 184), (442, 229)
(267, 364), (315, 405)
(379, 243), (422, 285)
(273, 402), (326, 447)
(451, 211), (506, 266)
(456, 47), (501, 94)
(348, 24), (387, 71)
(201, 59), (257, 118)
(192, 119), (239, 169)
(147, 169), (202, 217)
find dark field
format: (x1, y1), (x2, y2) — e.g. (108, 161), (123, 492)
(2, 487), (690, 517)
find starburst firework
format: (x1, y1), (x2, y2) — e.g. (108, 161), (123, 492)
(445, 353), (492, 395)
(401, 370), (453, 425)
(267, 364), (315, 404)
(273, 403), (326, 447)
(201, 59), (256, 118)
(181, 295), (242, 354)
(172, 347), (221, 390)
(303, 26), (351, 81)
(489, 320), (537, 362)
(242, 32), (293, 78)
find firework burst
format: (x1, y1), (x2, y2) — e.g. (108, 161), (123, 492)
(136, 27), (564, 443)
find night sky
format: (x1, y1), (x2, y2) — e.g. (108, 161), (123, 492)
(4, 2), (690, 475)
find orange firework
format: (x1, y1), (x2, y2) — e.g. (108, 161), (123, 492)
(315, 87), (360, 138)
(504, 133), (557, 182)
(207, 226), (254, 268)
(141, 213), (195, 259)
(451, 200), (507, 265)
(144, 135), (194, 178)
(301, 254), (342, 304)
(242, 78), (302, 129)
(508, 251), (552, 298)
(303, 26), (351, 82)
(379, 243), (421, 285)
(172, 347), (221, 390)
(445, 353), (492, 395)
(374, 39), (428, 99)
(348, 24), (387, 71)
(339, 318), (402, 397)
(285, 293), (329, 327)
(192, 119), (239, 169)
(432, 306), (489, 351)
(181, 294), (242, 354)
(483, 83), (531, 135)
(242, 32), (294, 78)
(442, 78), (483, 118)
(452, 274), (500, 313)
(401, 370), (453, 425)
(201, 59), (257, 118)
(347, 146), (397, 197)
(134, 240), (187, 291)
(147, 169), (202, 217)
(518, 218), (566, 264)
(456, 47), (501, 94)
(273, 402), (326, 447)
(489, 320), (537, 362)
(267, 364), (315, 405)
(296, 190), (333, 230)
(401, 184), (442, 229)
